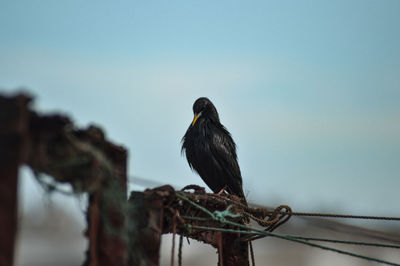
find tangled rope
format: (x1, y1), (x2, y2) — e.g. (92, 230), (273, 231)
(170, 191), (400, 266)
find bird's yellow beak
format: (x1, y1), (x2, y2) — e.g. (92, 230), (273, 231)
(191, 114), (200, 126)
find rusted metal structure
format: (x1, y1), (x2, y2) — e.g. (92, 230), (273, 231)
(1, 93), (289, 266)
(0, 93), (128, 266)
(128, 185), (251, 266)
(0, 94), (30, 266)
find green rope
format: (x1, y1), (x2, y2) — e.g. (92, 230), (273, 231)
(176, 192), (215, 218)
(188, 225), (400, 249)
(176, 192), (400, 266)
(213, 205), (242, 222)
(180, 216), (211, 222)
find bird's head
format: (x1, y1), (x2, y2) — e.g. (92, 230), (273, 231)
(191, 97), (220, 127)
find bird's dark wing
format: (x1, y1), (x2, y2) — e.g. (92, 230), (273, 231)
(208, 123), (244, 197)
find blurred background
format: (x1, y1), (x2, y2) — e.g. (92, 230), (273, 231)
(1, 0), (400, 265)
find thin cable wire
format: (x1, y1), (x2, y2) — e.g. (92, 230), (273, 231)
(178, 235), (183, 266)
(291, 236), (400, 249)
(170, 210), (178, 266)
(291, 212), (400, 221)
(249, 241), (256, 266)
(187, 225), (400, 266)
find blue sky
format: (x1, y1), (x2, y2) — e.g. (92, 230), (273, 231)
(1, 0), (400, 217)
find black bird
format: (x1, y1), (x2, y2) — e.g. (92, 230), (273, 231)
(182, 97), (246, 202)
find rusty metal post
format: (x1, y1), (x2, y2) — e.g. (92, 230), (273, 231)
(219, 233), (249, 266)
(128, 188), (166, 266)
(0, 95), (30, 266)
(85, 136), (129, 266)
(1, 93), (133, 266)
(129, 186), (250, 266)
